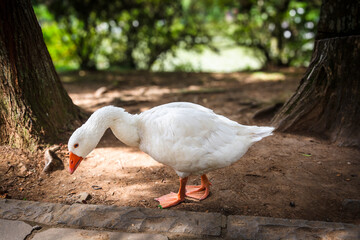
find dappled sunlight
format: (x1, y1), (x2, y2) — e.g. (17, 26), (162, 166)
(119, 86), (173, 101)
(67, 92), (102, 111)
(113, 183), (158, 203)
(208, 72), (286, 83)
(64, 70), (304, 115)
(87, 147), (162, 170)
(245, 72), (286, 83)
(68, 85), (175, 111)
(61, 70), (305, 132)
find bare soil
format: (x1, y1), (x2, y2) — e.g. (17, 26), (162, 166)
(1, 69), (359, 224)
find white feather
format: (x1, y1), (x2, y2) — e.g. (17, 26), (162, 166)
(68, 102), (274, 178)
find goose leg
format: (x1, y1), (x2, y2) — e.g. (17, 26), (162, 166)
(185, 174), (211, 200)
(155, 177), (187, 208)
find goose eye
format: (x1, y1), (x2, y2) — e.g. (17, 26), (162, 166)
(74, 143), (79, 148)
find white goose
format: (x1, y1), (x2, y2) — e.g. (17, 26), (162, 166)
(68, 102), (274, 208)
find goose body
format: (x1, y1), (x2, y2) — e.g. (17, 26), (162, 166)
(137, 102), (273, 178)
(68, 102), (274, 208)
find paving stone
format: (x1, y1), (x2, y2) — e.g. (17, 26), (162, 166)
(0, 219), (33, 240)
(226, 215), (360, 240)
(0, 199), (222, 237)
(31, 228), (168, 240)
(2, 199), (360, 240)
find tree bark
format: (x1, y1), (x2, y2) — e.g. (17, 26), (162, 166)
(272, 0), (360, 148)
(0, 0), (83, 148)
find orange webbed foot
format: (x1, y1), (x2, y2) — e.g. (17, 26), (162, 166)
(185, 185), (210, 200)
(185, 174), (211, 200)
(155, 192), (184, 208)
(155, 177), (188, 208)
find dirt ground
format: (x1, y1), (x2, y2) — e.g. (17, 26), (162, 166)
(1, 69), (359, 224)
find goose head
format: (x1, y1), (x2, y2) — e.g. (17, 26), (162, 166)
(68, 125), (100, 174)
(67, 105), (139, 174)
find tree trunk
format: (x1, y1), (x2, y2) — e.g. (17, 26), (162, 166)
(0, 0), (83, 149)
(272, 0), (360, 148)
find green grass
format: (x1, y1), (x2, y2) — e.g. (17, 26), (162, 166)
(152, 45), (262, 72)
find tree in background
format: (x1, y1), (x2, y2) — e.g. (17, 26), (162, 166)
(0, 0), (83, 148)
(272, 0), (360, 148)
(35, 0), (211, 70)
(111, 0), (211, 70)
(35, 0), (137, 70)
(34, 0), (321, 71)
(226, 0), (321, 67)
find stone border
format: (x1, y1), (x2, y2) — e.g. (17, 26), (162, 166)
(0, 199), (359, 239)
(227, 215), (360, 239)
(0, 199), (223, 237)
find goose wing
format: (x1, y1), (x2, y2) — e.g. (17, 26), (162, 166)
(138, 102), (254, 176)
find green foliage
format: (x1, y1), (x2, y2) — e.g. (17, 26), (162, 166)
(33, 0), (211, 70)
(33, 0), (320, 71)
(34, 5), (78, 71)
(35, 0), (121, 70)
(223, 0), (321, 67)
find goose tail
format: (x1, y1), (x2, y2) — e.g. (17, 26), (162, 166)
(249, 126), (274, 142)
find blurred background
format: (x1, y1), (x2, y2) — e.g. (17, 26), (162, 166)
(32, 0), (321, 73)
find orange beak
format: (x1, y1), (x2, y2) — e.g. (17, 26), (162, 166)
(69, 152), (83, 174)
